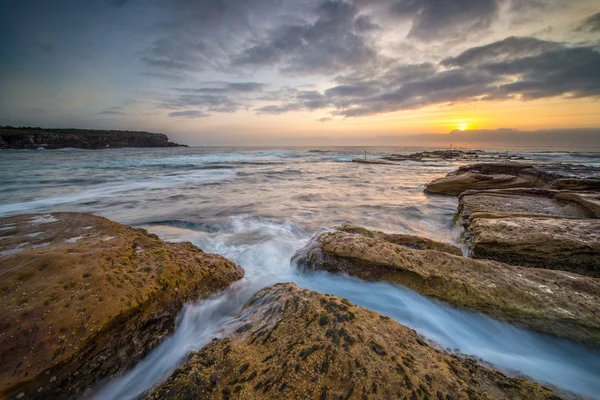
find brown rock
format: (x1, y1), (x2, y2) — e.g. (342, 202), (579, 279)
(0, 213), (244, 399)
(466, 217), (600, 277)
(457, 190), (600, 276)
(292, 226), (600, 347)
(425, 163), (600, 196)
(146, 283), (561, 400)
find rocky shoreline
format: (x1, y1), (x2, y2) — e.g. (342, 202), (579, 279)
(0, 127), (186, 149)
(0, 213), (242, 399)
(146, 283), (561, 400)
(2, 161), (599, 399)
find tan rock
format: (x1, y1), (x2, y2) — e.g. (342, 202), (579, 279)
(457, 190), (600, 276)
(0, 213), (244, 399)
(466, 217), (600, 277)
(146, 283), (561, 400)
(293, 226), (600, 347)
(425, 163), (600, 196)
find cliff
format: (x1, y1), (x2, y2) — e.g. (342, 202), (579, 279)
(0, 127), (186, 149)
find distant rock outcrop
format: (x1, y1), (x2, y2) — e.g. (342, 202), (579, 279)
(146, 283), (560, 400)
(0, 127), (186, 149)
(293, 225), (600, 347)
(0, 213), (243, 399)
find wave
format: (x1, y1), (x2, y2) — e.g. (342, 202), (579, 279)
(0, 169), (237, 217)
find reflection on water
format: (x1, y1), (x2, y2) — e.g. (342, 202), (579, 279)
(1, 147), (599, 399)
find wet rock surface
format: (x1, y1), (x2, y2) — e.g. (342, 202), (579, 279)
(0, 213), (243, 399)
(457, 189), (600, 276)
(425, 163), (600, 195)
(146, 283), (562, 400)
(292, 226), (600, 347)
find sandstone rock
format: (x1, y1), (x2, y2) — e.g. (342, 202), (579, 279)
(0, 213), (243, 399)
(292, 226), (600, 347)
(456, 189), (594, 227)
(466, 217), (600, 277)
(425, 163), (600, 196)
(146, 283), (561, 400)
(456, 190), (600, 275)
(425, 172), (532, 195)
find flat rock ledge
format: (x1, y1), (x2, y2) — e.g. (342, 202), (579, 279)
(146, 283), (561, 400)
(292, 225), (600, 348)
(0, 213), (244, 400)
(457, 189), (600, 276)
(425, 163), (600, 196)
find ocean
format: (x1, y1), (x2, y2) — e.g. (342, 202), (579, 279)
(1, 146), (599, 399)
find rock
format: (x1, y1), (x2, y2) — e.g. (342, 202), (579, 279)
(0, 127), (186, 149)
(425, 163), (600, 195)
(337, 224), (462, 255)
(457, 190), (600, 276)
(425, 173), (532, 195)
(456, 189), (595, 226)
(0, 213), (243, 399)
(466, 217), (600, 277)
(146, 283), (560, 400)
(292, 226), (600, 347)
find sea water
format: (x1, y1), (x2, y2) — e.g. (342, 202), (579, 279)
(1, 147), (599, 399)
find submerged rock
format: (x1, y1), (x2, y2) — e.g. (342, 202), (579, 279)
(457, 189), (600, 276)
(146, 283), (561, 400)
(425, 163), (600, 195)
(292, 226), (600, 347)
(0, 213), (244, 399)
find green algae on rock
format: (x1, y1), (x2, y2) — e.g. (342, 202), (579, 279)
(146, 283), (561, 400)
(293, 226), (600, 347)
(0, 212), (244, 399)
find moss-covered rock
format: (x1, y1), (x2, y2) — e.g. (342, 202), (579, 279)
(292, 226), (600, 347)
(0, 213), (244, 399)
(146, 283), (561, 400)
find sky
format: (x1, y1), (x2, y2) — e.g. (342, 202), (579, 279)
(0, 0), (599, 147)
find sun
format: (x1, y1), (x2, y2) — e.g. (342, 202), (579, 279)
(458, 123), (468, 131)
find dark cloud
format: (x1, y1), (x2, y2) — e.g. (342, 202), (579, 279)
(232, 0), (381, 75)
(577, 12), (600, 33)
(255, 103), (302, 114)
(390, 0), (499, 41)
(441, 36), (561, 67)
(255, 37), (600, 117)
(168, 110), (210, 118)
(158, 81), (268, 115)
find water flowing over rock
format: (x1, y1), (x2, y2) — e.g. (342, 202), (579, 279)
(0, 213), (243, 399)
(292, 225), (600, 347)
(0, 127), (186, 149)
(146, 283), (561, 400)
(425, 163), (600, 195)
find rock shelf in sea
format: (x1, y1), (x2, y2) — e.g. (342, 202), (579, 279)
(0, 213), (243, 400)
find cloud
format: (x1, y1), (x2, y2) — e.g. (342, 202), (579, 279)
(232, 0), (381, 75)
(317, 117), (332, 122)
(159, 81), (268, 115)
(441, 36), (561, 67)
(168, 110), (210, 118)
(577, 12), (600, 33)
(389, 0), (500, 41)
(254, 36), (600, 117)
